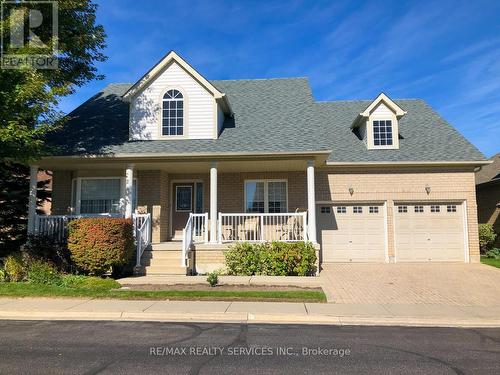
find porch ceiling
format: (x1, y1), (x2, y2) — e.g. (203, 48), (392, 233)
(38, 152), (329, 173)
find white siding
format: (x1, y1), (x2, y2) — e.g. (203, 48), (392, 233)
(217, 104), (225, 136)
(371, 102), (394, 118)
(358, 122), (367, 145)
(366, 102), (400, 149)
(130, 61), (216, 140)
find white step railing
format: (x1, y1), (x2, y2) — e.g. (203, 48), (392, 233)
(181, 213), (208, 267)
(135, 213), (151, 267)
(218, 212), (308, 243)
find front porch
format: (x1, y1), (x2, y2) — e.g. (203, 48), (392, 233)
(30, 155), (324, 275)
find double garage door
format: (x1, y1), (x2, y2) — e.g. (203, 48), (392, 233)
(318, 202), (465, 263)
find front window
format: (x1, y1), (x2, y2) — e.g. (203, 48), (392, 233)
(373, 120), (393, 146)
(245, 180), (287, 213)
(80, 179), (121, 214)
(162, 89), (184, 136)
(73, 178), (137, 214)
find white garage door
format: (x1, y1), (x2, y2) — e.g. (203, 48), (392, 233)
(318, 204), (386, 262)
(395, 203), (465, 262)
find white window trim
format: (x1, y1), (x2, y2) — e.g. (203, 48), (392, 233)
(366, 104), (400, 150)
(175, 185), (193, 212)
(71, 177), (138, 215)
(243, 179), (288, 213)
(157, 86), (189, 140)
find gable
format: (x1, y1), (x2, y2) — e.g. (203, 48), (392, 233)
(129, 60), (220, 140)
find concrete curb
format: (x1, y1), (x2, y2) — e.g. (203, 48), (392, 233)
(2, 311), (500, 328)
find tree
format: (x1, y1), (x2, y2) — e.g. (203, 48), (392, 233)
(0, 0), (107, 254)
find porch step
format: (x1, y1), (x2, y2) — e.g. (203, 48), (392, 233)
(151, 242), (183, 251)
(142, 250), (181, 261)
(144, 265), (187, 275)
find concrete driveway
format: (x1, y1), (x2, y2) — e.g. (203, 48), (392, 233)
(320, 263), (500, 306)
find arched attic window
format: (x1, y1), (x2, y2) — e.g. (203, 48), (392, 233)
(162, 89), (184, 136)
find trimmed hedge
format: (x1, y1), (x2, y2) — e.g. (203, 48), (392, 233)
(224, 242), (317, 276)
(68, 218), (135, 276)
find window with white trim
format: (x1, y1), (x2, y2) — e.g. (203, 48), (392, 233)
(353, 206), (363, 214)
(447, 205), (457, 213)
(414, 205), (424, 213)
(80, 179), (121, 214)
(245, 180), (287, 213)
(373, 120), (393, 146)
(162, 89), (184, 136)
(369, 206), (379, 213)
(431, 205), (440, 213)
(398, 205), (408, 213)
(72, 178), (137, 214)
(336, 206), (347, 214)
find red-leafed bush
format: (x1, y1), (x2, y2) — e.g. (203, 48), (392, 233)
(68, 218), (135, 276)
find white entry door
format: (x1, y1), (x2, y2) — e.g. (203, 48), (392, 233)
(318, 204), (386, 262)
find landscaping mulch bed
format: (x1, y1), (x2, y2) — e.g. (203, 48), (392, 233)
(121, 284), (322, 292)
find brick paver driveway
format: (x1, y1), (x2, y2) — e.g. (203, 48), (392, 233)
(320, 263), (500, 306)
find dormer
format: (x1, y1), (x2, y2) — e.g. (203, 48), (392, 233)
(123, 51), (232, 140)
(352, 93), (406, 150)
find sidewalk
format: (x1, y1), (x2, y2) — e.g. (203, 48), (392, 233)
(1, 297), (500, 328)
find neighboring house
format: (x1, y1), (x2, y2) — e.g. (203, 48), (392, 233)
(28, 51), (489, 275)
(475, 153), (500, 246)
(37, 170), (52, 214)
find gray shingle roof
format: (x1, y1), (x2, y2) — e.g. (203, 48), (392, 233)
(475, 153), (500, 184)
(48, 78), (486, 162)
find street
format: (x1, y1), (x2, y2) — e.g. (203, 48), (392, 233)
(0, 321), (499, 374)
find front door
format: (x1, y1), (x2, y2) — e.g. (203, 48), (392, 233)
(172, 183), (194, 239)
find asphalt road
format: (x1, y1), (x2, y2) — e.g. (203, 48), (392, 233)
(0, 321), (499, 374)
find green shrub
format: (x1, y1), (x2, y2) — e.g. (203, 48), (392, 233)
(484, 248), (500, 260)
(207, 271), (219, 287)
(479, 224), (497, 254)
(26, 259), (61, 285)
(68, 218), (135, 276)
(225, 242), (317, 276)
(4, 253), (26, 282)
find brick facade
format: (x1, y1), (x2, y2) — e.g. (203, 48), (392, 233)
(49, 165), (480, 263)
(315, 166), (480, 262)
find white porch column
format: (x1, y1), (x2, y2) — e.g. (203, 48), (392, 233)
(210, 162), (218, 243)
(306, 160), (317, 243)
(27, 165), (38, 234)
(124, 164), (134, 219)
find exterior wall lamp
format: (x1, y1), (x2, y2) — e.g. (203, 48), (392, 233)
(348, 187), (354, 196)
(425, 185), (431, 195)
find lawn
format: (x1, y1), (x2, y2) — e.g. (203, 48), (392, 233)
(481, 256), (500, 269)
(0, 278), (326, 303)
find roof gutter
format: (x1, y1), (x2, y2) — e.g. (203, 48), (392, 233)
(325, 160), (493, 167)
(40, 150), (332, 162)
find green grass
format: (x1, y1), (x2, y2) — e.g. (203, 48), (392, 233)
(0, 277), (326, 302)
(481, 256), (500, 269)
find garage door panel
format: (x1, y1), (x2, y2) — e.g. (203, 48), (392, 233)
(318, 204), (386, 263)
(395, 203), (464, 262)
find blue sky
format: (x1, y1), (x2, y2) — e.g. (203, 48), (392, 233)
(58, 0), (500, 157)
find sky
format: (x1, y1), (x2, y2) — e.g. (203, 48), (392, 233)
(57, 0), (500, 157)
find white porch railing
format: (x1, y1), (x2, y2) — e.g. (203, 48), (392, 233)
(181, 213), (208, 267)
(135, 213), (151, 267)
(34, 213), (120, 242)
(34, 213), (152, 268)
(218, 212), (308, 243)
